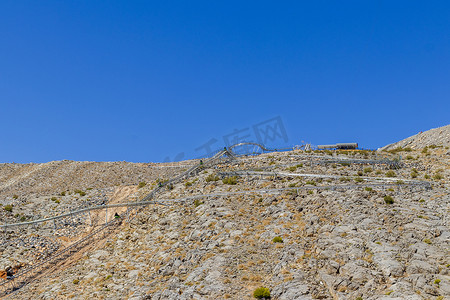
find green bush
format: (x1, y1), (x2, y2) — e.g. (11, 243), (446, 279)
(222, 176), (238, 185)
(424, 238), (432, 244)
(354, 177), (363, 183)
(424, 174), (430, 179)
(253, 287), (271, 299)
(363, 167), (372, 173)
(305, 181), (316, 186)
(411, 172), (418, 178)
(384, 195), (394, 204)
(205, 174), (220, 182)
(385, 171), (396, 177)
(433, 173), (443, 180)
(12, 195), (18, 199)
(74, 189), (86, 196)
(364, 187), (373, 192)
(51, 197), (58, 201)
(194, 199), (203, 207)
(288, 166), (297, 172)
(73, 279), (79, 284)
(138, 182), (146, 188)
(296, 163), (303, 168)
(272, 236), (283, 243)
(3, 205), (13, 212)
(60, 191), (66, 196)
(375, 170), (382, 175)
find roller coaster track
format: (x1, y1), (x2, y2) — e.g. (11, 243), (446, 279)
(0, 143), (420, 297)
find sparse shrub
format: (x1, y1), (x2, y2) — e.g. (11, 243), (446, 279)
(396, 180), (404, 184)
(419, 199), (425, 203)
(138, 182), (146, 188)
(421, 147), (428, 154)
(74, 189), (86, 196)
(222, 176), (238, 185)
(339, 177), (350, 182)
(424, 238), (432, 244)
(60, 191), (66, 196)
(365, 187), (373, 192)
(12, 195), (18, 199)
(4, 205), (13, 212)
(375, 170), (382, 175)
(433, 173), (443, 180)
(272, 236), (283, 243)
(253, 287), (271, 299)
(73, 279), (79, 284)
(20, 216), (27, 222)
(357, 171), (363, 176)
(406, 155), (414, 160)
(296, 163), (303, 168)
(424, 174), (430, 179)
(331, 164), (337, 168)
(354, 177), (363, 183)
(387, 188), (394, 192)
(205, 174), (220, 182)
(55, 199), (60, 204)
(167, 183), (174, 190)
(384, 195), (394, 204)
(355, 297), (363, 300)
(51, 197), (58, 201)
(288, 166), (297, 172)
(305, 181), (316, 186)
(307, 190), (314, 195)
(364, 167), (372, 173)
(385, 171), (396, 177)
(194, 199), (203, 207)
(288, 183), (297, 187)
(185, 181), (193, 187)
(411, 172), (418, 178)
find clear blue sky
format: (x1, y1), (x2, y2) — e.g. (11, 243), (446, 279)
(1, 1), (449, 163)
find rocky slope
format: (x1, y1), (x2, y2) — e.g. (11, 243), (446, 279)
(379, 124), (450, 151)
(1, 135), (449, 299)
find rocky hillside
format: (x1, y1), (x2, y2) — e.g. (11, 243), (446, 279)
(1, 143), (449, 299)
(379, 124), (450, 151)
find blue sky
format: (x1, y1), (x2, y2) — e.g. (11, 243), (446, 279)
(1, 1), (449, 163)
